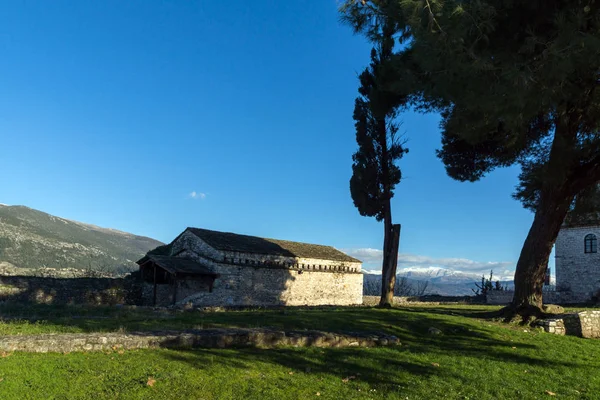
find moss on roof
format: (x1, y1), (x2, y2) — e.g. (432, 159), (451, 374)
(186, 228), (361, 263)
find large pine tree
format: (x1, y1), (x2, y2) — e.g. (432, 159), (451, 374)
(341, 0), (600, 318)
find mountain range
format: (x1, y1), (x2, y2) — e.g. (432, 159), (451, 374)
(0, 204), (163, 274)
(363, 268), (515, 296)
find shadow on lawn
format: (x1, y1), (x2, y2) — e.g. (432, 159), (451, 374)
(163, 346), (447, 387)
(0, 303), (588, 376)
(399, 305), (504, 320)
(153, 307), (585, 388)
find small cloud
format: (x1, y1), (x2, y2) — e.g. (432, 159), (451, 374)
(188, 191), (207, 200)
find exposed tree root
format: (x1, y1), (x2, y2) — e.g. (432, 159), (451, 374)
(495, 303), (548, 325)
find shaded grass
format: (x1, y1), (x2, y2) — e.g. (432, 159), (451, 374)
(0, 303), (506, 335)
(0, 304), (600, 398)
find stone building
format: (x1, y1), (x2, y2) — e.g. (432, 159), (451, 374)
(136, 227), (363, 307)
(555, 221), (600, 302)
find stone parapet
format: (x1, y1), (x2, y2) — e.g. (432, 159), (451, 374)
(486, 290), (583, 305)
(0, 275), (140, 305)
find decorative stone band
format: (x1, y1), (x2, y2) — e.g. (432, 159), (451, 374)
(0, 329), (400, 353)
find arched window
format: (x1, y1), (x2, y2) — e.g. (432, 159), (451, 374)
(585, 234), (597, 253)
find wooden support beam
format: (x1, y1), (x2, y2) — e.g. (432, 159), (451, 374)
(153, 265), (157, 306)
(172, 275), (178, 305)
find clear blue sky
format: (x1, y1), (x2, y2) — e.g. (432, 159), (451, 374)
(0, 1), (541, 277)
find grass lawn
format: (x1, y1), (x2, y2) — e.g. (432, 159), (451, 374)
(0, 304), (599, 399)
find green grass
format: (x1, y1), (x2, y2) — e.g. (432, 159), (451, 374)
(0, 304), (599, 399)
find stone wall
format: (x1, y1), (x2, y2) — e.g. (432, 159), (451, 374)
(485, 291), (515, 305)
(0, 328), (400, 353)
(179, 266), (363, 307)
(363, 295), (476, 306)
(0, 275), (139, 305)
(486, 290), (581, 305)
(537, 311), (600, 338)
(555, 225), (600, 302)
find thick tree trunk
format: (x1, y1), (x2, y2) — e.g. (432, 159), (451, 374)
(505, 112), (579, 321)
(379, 223), (400, 307)
(506, 192), (574, 320)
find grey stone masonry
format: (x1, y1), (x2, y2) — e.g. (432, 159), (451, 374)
(486, 290), (580, 305)
(555, 225), (600, 302)
(536, 311), (600, 338)
(0, 329), (400, 353)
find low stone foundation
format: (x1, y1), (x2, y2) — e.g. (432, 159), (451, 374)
(0, 329), (400, 353)
(486, 290), (582, 305)
(363, 295), (476, 306)
(536, 311), (600, 338)
(0, 275), (141, 305)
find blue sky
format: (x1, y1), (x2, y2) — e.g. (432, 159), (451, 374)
(0, 1), (542, 278)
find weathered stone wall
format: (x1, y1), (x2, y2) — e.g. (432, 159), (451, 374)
(0, 328), (400, 353)
(555, 225), (600, 302)
(0, 275), (138, 305)
(180, 266), (363, 307)
(485, 291), (515, 305)
(363, 295), (476, 306)
(166, 233), (363, 307)
(486, 290), (580, 305)
(537, 311), (600, 338)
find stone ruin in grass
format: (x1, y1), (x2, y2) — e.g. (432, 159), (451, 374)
(536, 310), (600, 338)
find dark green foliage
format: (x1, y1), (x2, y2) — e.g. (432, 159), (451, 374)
(349, 46), (408, 221)
(341, 0), (600, 313)
(348, 24), (408, 307)
(472, 270), (506, 297)
(564, 184), (600, 226)
(341, 0), (600, 206)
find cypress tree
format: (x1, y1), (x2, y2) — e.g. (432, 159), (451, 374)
(349, 25), (408, 307)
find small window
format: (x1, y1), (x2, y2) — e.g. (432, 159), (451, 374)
(585, 234), (597, 253)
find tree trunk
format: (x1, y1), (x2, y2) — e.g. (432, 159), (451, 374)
(506, 191), (574, 320)
(379, 223), (401, 307)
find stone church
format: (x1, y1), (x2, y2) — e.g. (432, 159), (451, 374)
(555, 220), (600, 302)
(136, 227), (363, 307)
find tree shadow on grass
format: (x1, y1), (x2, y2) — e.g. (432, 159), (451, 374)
(149, 307), (589, 390)
(0, 303), (591, 375)
(161, 346), (448, 388)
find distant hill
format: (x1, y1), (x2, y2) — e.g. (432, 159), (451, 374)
(0, 205), (163, 274)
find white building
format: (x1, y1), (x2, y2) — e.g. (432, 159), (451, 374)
(555, 222), (600, 302)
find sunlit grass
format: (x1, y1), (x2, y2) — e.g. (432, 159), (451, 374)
(0, 304), (599, 399)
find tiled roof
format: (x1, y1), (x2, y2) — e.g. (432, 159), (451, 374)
(187, 227), (361, 263)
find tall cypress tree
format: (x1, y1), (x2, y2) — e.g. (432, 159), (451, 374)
(349, 27), (408, 307)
